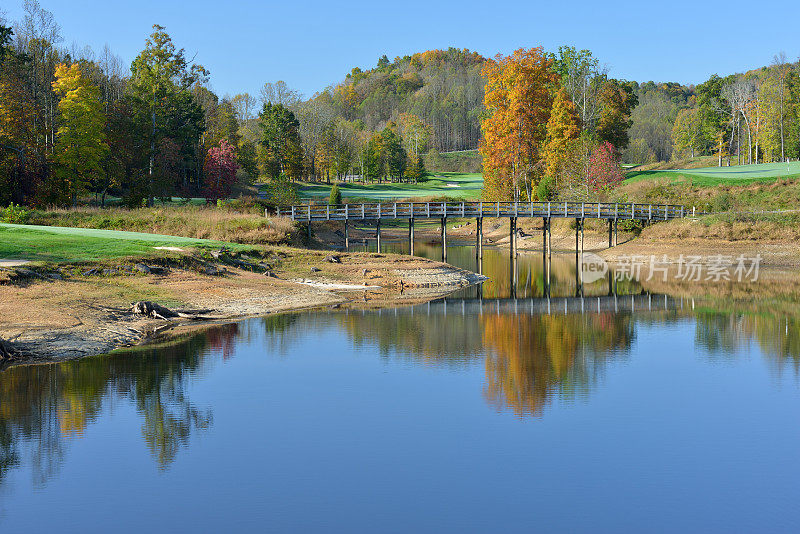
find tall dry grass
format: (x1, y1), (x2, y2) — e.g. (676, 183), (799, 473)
(28, 206), (299, 245)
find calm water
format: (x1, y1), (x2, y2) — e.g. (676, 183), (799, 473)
(2, 245), (800, 532)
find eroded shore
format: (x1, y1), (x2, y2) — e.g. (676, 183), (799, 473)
(0, 248), (484, 365)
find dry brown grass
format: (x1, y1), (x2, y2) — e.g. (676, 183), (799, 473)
(27, 206), (300, 245)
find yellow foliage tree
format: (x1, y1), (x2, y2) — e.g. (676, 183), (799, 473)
(543, 87), (580, 189)
(52, 63), (108, 206)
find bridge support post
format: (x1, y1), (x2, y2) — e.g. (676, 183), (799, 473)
(575, 218), (584, 256)
(409, 218), (415, 256)
(613, 219), (618, 246)
(376, 219), (381, 253)
(344, 219), (349, 249)
(441, 217), (448, 261)
(543, 245), (551, 298)
(608, 219), (613, 248)
(542, 217), (551, 257)
(510, 217), (517, 258)
(476, 217), (483, 259)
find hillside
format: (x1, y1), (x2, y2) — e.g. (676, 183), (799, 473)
(329, 48), (487, 152)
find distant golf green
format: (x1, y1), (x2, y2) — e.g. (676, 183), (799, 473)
(292, 172), (484, 201)
(0, 223), (242, 263)
(626, 162), (800, 186)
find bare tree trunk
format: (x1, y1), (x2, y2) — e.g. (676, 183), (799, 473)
(742, 111), (752, 165)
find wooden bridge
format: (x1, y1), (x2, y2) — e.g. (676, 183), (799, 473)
(277, 201), (688, 258)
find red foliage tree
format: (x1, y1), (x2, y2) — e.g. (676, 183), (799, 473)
(203, 139), (239, 201)
(588, 142), (623, 192)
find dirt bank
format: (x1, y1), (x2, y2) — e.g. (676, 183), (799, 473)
(0, 248), (484, 365)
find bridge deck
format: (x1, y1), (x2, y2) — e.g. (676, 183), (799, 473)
(280, 201), (686, 221)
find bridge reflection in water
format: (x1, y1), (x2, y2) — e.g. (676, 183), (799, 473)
(350, 293), (680, 317)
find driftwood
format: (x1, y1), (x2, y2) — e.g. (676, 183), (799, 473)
(130, 301), (213, 321)
(0, 338), (17, 362)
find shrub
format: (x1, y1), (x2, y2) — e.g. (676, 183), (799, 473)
(1, 203), (29, 224)
(266, 174), (299, 207)
(329, 184), (342, 205)
(711, 192), (733, 212)
(536, 175), (554, 201)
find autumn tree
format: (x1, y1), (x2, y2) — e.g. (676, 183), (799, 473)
(51, 63), (108, 206)
(543, 87), (580, 188)
(203, 139), (239, 200)
(588, 142), (623, 192)
(481, 47), (556, 200)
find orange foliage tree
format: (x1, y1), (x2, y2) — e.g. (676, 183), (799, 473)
(480, 48), (556, 201)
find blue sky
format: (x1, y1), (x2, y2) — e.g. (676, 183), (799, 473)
(3, 0), (798, 99)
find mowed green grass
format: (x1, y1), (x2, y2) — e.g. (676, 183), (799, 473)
(0, 223), (243, 263)
(626, 161), (800, 187)
(292, 172), (484, 201)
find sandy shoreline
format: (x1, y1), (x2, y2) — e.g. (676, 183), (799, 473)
(0, 250), (485, 367)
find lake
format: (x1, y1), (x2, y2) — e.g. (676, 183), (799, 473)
(2, 243), (800, 532)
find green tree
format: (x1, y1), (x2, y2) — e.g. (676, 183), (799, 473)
(672, 107), (702, 158)
(597, 79), (637, 151)
(364, 133), (384, 182)
(258, 102), (303, 180)
(128, 25), (205, 204)
(52, 63), (108, 206)
(328, 183), (342, 205)
(381, 126), (407, 180)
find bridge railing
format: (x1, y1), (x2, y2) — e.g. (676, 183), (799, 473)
(278, 201), (686, 221)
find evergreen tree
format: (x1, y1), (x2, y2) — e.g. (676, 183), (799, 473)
(128, 25), (205, 203)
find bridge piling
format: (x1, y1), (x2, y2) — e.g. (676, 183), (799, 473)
(510, 217), (517, 258)
(608, 219), (613, 248)
(409, 218), (415, 256)
(441, 217), (447, 261)
(542, 217), (551, 257)
(344, 220), (349, 249)
(476, 217), (483, 259)
(376, 219), (381, 253)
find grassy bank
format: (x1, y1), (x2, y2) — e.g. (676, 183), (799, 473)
(292, 172), (483, 201)
(625, 161), (800, 187)
(619, 174), (800, 213)
(0, 223), (255, 262)
(17, 205), (299, 246)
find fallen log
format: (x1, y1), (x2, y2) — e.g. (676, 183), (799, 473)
(131, 301), (214, 321)
(0, 338), (17, 362)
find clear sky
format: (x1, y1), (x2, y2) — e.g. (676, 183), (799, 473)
(3, 0), (799, 99)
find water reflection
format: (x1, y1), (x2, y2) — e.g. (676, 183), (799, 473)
(0, 323), (239, 487)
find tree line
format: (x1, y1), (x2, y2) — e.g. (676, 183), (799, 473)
(2, 1), (798, 208)
(0, 1), (433, 207)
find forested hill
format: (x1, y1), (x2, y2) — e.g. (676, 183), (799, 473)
(326, 48), (486, 152)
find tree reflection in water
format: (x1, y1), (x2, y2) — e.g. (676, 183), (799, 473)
(0, 322), (240, 487)
(337, 305), (636, 416)
(481, 313), (634, 416)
